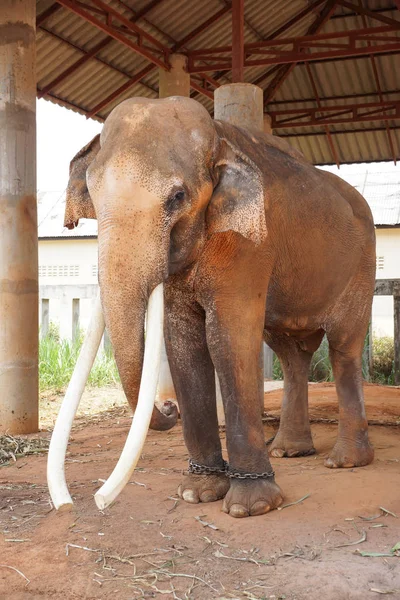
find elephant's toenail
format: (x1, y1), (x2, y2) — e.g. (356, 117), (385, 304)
(287, 450), (299, 457)
(229, 504), (249, 518)
(200, 490), (217, 503)
(271, 448), (285, 458)
(182, 489), (199, 503)
(250, 501), (271, 516)
(324, 458), (337, 469)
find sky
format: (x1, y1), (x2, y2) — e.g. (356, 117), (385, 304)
(36, 97), (398, 193)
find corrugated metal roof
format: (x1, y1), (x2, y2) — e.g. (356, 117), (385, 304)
(36, 0), (400, 164)
(38, 165), (400, 239)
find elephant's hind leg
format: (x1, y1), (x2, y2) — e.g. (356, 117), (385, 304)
(267, 332), (321, 458)
(325, 278), (374, 469)
(325, 343), (373, 468)
(164, 276), (230, 504)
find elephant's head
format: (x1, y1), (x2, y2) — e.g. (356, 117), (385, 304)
(65, 96), (269, 437)
(64, 134), (100, 229)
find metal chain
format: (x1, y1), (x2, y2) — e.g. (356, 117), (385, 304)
(228, 470), (275, 480)
(187, 458), (229, 476)
(187, 459), (275, 480)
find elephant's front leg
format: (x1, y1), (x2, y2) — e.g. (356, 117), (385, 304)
(198, 238), (283, 518)
(164, 276), (230, 504)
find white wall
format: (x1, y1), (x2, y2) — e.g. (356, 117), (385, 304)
(39, 238), (98, 338)
(373, 228), (400, 338)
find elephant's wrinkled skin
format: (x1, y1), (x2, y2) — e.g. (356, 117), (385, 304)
(65, 97), (375, 518)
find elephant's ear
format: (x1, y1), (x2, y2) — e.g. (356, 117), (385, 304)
(64, 134), (100, 230)
(207, 130), (267, 246)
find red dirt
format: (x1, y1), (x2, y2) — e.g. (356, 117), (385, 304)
(1, 384), (400, 600)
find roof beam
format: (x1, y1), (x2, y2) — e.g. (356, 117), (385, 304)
(251, 0), (327, 88)
(268, 89), (400, 106)
(189, 0), (328, 102)
(188, 22), (400, 72)
(270, 99), (400, 128)
(263, 0), (338, 104)
(278, 125), (400, 139)
(86, 5), (231, 118)
(37, 0), (165, 98)
(305, 62), (340, 167)
(337, 1), (400, 28)
(56, 0), (170, 70)
(36, 3), (61, 26)
(232, 0), (244, 82)
(37, 26), (157, 97)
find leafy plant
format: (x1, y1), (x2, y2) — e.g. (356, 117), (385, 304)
(370, 336), (395, 385)
(39, 333), (120, 392)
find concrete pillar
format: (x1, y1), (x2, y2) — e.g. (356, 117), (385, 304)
(41, 299), (50, 339)
(0, 0), (38, 434)
(59, 295), (71, 340)
(159, 54), (190, 98)
(214, 83), (264, 131)
(214, 82), (265, 424)
(264, 114), (273, 135)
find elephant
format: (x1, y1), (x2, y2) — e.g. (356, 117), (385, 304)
(64, 96), (376, 518)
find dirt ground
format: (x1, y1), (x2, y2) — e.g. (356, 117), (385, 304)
(1, 383), (399, 600)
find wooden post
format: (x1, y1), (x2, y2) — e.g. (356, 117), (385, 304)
(41, 299), (50, 339)
(72, 298), (80, 343)
(232, 0), (244, 83)
(394, 294), (400, 385)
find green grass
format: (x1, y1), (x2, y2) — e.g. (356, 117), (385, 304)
(39, 323), (120, 392)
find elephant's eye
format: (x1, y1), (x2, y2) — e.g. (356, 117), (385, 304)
(166, 189), (186, 212)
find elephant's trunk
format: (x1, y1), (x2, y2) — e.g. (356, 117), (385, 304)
(98, 209), (177, 431)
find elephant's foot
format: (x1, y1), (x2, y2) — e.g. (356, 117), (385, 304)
(222, 478), (283, 518)
(178, 473), (230, 504)
(325, 433), (374, 468)
(269, 428), (315, 458)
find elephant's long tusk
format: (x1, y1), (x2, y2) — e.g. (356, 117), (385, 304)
(47, 292), (105, 510)
(94, 283), (163, 510)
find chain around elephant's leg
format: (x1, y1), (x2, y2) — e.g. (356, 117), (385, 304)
(164, 276), (230, 504)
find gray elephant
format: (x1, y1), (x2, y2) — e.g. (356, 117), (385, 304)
(64, 96), (375, 518)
